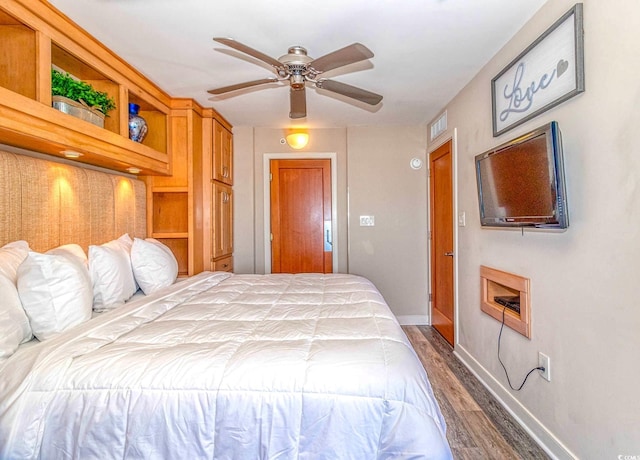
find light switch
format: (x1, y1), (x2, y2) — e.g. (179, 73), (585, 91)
(360, 216), (375, 226)
(458, 211), (466, 227)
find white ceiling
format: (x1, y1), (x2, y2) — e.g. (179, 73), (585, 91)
(48, 0), (547, 129)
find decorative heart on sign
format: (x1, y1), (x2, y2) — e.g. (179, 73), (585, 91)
(557, 59), (569, 77)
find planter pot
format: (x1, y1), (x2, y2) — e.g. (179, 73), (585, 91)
(52, 95), (105, 128)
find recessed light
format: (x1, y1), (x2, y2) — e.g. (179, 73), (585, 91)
(126, 167), (141, 174)
(61, 150), (83, 159)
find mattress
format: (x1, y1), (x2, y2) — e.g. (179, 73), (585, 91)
(0, 272), (452, 459)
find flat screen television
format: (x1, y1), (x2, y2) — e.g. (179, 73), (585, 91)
(475, 121), (568, 230)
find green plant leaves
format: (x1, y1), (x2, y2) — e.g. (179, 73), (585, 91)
(51, 69), (116, 115)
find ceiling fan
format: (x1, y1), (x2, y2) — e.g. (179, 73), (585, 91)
(208, 38), (383, 119)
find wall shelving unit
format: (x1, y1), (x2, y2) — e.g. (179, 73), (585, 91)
(0, 1), (171, 175)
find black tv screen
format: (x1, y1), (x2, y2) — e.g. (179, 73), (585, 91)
(475, 121), (568, 230)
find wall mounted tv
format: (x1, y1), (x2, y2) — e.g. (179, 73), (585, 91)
(475, 121), (568, 230)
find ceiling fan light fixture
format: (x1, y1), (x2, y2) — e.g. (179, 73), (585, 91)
(290, 74), (305, 90)
(286, 132), (309, 150)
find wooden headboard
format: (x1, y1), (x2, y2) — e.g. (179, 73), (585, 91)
(0, 148), (146, 252)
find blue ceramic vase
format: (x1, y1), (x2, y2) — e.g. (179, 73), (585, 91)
(128, 103), (148, 142)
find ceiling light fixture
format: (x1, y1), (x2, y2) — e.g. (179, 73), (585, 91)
(286, 132), (309, 150)
(126, 167), (141, 174)
(61, 150), (83, 159)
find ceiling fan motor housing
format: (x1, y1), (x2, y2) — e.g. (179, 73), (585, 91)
(287, 46), (308, 56)
(278, 47), (315, 89)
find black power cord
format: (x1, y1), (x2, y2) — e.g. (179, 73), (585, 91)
(498, 305), (545, 391)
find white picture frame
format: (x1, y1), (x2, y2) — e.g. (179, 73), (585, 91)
(492, 3), (584, 137)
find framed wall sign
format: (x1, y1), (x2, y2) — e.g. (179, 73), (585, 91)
(492, 3), (584, 136)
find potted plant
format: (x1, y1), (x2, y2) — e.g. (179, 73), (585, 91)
(51, 69), (116, 128)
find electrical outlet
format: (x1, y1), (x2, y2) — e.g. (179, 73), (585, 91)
(538, 352), (551, 381)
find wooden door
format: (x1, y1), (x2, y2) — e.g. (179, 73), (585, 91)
(270, 159), (332, 273)
(429, 140), (454, 345)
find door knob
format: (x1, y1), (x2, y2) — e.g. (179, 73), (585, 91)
(444, 252), (454, 257)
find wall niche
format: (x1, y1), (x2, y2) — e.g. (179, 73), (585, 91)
(480, 265), (531, 338)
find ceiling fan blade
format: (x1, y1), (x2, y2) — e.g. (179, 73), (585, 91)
(213, 37), (282, 68)
(316, 79), (383, 105)
(310, 43), (374, 73)
(289, 87), (307, 119)
(207, 77), (278, 95)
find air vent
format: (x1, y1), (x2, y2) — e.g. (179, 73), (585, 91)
(430, 111), (447, 141)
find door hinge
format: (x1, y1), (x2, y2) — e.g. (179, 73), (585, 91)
(270, 233), (273, 241)
(428, 231), (432, 240)
(269, 172), (272, 181)
(429, 293), (432, 302)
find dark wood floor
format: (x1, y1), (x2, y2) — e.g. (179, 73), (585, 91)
(403, 325), (549, 460)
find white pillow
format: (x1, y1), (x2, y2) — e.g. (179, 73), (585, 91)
(0, 240), (29, 284)
(89, 235), (137, 310)
(17, 251), (92, 341)
(131, 238), (178, 294)
(115, 233), (134, 252)
(115, 234), (139, 291)
(0, 274), (33, 357)
(46, 243), (88, 266)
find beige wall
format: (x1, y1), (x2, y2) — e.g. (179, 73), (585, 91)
(231, 126), (255, 274)
(232, 125), (430, 322)
(347, 125), (429, 323)
(433, 0), (640, 458)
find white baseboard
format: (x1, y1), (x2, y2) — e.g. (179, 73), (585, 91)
(396, 315), (429, 326)
(453, 344), (577, 460)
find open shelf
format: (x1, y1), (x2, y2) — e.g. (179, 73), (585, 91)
(480, 265), (531, 338)
(0, 87), (170, 175)
(51, 43), (122, 135)
(152, 192), (188, 234)
(128, 92), (168, 154)
(0, 9), (37, 99)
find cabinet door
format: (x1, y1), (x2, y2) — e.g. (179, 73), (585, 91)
(213, 121), (233, 185)
(223, 186), (233, 255)
(212, 182), (233, 259)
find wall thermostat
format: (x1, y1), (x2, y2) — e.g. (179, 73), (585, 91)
(410, 158), (423, 170)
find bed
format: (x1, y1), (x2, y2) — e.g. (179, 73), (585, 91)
(0, 148), (451, 458)
(1, 271), (451, 458)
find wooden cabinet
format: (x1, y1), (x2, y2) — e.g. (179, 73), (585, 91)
(212, 182), (233, 260)
(144, 101), (206, 276)
(0, 1), (170, 175)
(213, 121), (233, 185)
(209, 118), (234, 270)
(144, 104), (233, 276)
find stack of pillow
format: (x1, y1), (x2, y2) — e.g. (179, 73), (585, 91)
(0, 235), (178, 357)
(0, 241), (33, 358)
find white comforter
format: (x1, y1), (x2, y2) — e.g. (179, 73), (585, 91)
(0, 272), (452, 459)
